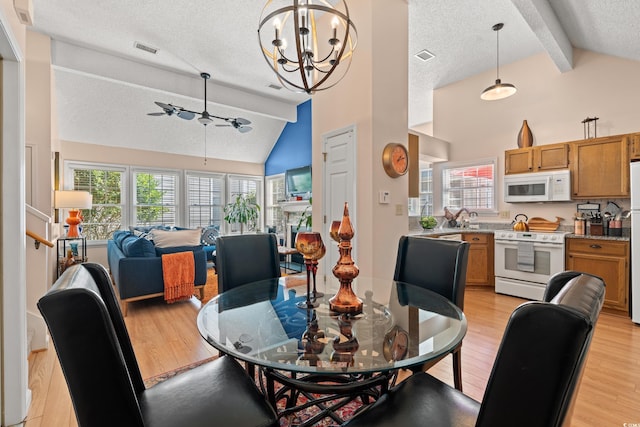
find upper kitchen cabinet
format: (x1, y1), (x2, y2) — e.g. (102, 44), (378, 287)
(570, 134), (630, 199)
(505, 143), (569, 175)
(630, 132), (640, 160)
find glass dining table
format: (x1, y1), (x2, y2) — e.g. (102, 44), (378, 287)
(197, 276), (467, 426)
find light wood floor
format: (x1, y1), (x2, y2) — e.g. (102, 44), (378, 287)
(25, 286), (640, 427)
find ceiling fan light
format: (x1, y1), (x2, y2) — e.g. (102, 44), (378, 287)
(198, 116), (213, 126)
(481, 79), (517, 101)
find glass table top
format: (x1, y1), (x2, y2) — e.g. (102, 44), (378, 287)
(197, 276), (467, 375)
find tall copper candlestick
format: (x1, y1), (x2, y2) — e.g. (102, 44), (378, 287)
(329, 202), (363, 313)
(311, 242), (326, 298)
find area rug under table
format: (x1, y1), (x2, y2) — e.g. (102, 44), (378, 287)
(144, 358), (364, 426)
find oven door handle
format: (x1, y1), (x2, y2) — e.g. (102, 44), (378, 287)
(495, 241), (564, 248)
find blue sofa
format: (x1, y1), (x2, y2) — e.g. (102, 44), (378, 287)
(107, 228), (214, 315)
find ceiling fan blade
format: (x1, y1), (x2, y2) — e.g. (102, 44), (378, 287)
(215, 124), (231, 127)
(147, 112), (166, 116)
(234, 118), (251, 126)
(177, 110), (196, 120)
(154, 101), (174, 110)
(237, 126), (253, 133)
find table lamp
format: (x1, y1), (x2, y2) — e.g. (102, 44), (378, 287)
(55, 190), (92, 237)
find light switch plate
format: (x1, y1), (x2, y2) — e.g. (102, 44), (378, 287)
(379, 190), (390, 204)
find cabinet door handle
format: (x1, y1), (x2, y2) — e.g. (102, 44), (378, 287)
(472, 237), (480, 241)
(589, 244), (602, 249)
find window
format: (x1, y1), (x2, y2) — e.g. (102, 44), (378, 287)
(226, 175), (264, 234)
(186, 172), (225, 228)
(265, 174), (285, 234)
(408, 163), (433, 216)
(438, 158), (496, 213)
(66, 162), (126, 241)
(132, 169), (180, 227)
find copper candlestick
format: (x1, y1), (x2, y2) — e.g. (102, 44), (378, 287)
(295, 231), (323, 309)
(311, 242), (326, 298)
(329, 202), (363, 314)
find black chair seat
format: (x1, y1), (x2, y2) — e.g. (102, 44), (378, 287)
(140, 356), (276, 427)
(344, 373), (479, 427)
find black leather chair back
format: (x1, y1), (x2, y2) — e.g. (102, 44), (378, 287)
(393, 236), (469, 309)
(216, 233), (281, 293)
(38, 264), (146, 426)
(476, 272), (605, 427)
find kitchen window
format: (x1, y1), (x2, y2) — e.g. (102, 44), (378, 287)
(436, 158), (497, 214)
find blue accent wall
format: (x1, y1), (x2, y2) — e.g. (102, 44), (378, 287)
(265, 100), (312, 176)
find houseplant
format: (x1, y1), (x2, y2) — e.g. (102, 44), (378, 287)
(297, 198), (313, 230)
(224, 193), (260, 234)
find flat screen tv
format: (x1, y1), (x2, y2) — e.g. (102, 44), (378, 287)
(285, 165), (312, 198)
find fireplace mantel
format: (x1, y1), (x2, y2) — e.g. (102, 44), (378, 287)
(280, 200), (310, 213)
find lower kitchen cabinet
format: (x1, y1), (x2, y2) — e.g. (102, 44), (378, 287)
(565, 238), (629, 315)
(462, 233), (494, 287)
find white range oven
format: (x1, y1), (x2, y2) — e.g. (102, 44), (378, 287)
(494, 230), (568, 300)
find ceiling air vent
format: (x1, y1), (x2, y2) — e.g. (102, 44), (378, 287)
(415, 49), (435, 62)
(134, 42), (158, 55)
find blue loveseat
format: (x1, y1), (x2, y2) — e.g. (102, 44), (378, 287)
(107, 226), (217, 315)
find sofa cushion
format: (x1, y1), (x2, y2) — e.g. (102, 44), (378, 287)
(151, 228), (202, 248)
(121, 235), (156, 258)
(155, 245), (203, 256)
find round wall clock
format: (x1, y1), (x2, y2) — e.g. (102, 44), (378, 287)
(382, 143), (409, 178)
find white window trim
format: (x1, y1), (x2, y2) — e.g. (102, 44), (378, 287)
(432, 157), (498, 216)
(225, 173), (265, 234)
(130, 167), (182, 227)
(184, 170), (226, 229)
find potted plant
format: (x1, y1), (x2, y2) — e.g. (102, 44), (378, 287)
(224, 193), (260, 234)
(297, 198), (312, 230)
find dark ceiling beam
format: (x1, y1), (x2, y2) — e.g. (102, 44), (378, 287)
(511, 0), (573, 72)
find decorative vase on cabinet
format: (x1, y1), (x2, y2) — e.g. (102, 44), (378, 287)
(517, 120), (533, 148)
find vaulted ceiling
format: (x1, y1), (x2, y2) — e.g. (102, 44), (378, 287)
(28, 0), (640, 163)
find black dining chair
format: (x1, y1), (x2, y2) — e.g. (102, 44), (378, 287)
(37, 263), (278, 427)
(393, 235), (470, 390)
(215, 233), (281, 293)
(342, 271), (605, 427)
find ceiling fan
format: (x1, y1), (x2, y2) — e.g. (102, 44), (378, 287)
(148, 72), (253, 133)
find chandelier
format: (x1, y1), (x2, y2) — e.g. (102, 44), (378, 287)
(258, 0), (357, 94)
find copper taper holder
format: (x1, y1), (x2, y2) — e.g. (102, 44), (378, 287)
(329, 202), (363, 314)
(296, 259), (319, 309)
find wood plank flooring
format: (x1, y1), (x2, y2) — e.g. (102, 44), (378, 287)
(25, 286), (640, 426)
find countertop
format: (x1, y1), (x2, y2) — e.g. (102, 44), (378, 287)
(409, 227), (630, 241)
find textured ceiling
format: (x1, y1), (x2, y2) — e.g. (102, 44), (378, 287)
(27, 0), (640, 163)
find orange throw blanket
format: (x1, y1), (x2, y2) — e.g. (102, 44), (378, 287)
(161, 251), (195, 303)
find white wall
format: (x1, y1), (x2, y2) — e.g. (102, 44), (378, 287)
(433, 49), (640, 224)
(312, 0), (409, 279)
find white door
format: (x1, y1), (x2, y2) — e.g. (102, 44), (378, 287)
(323, 126), (357, 283)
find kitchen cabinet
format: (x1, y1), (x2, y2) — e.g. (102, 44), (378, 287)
(565, 238), (629, 315)
(462, 233), (494, 287)
(504, 143), (569, 174)
(630, 132), (640, 160)
(570, 134), (630, 199)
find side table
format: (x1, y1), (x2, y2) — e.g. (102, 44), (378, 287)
(57, 236), (87, 278)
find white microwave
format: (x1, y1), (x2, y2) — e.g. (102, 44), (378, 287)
(504, 170), (571, 203)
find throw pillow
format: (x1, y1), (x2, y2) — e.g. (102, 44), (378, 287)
(113, 230), (133, 250)
(151, 228), (202, 248)
(201, 225), (219, 246)
(121, 235), (156, 257)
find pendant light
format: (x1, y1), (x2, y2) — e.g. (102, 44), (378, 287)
(481, 23), (516, 101)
